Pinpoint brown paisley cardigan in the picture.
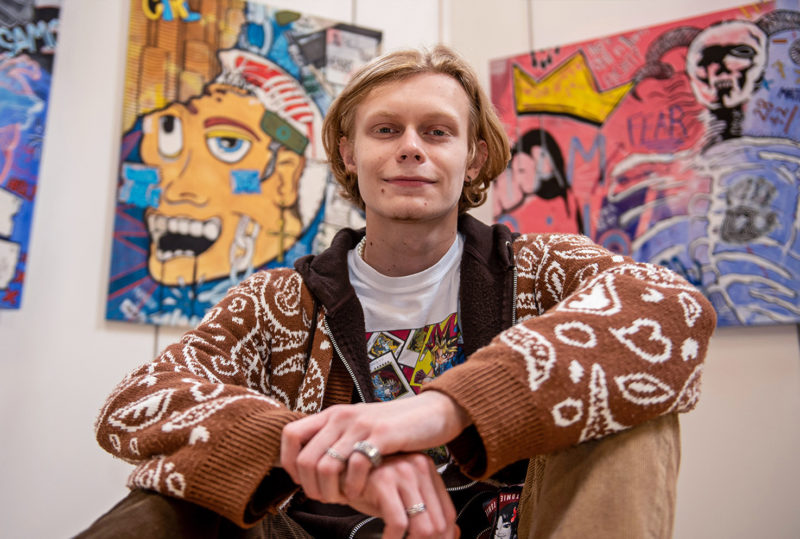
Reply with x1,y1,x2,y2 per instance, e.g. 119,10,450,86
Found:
95,215,716,527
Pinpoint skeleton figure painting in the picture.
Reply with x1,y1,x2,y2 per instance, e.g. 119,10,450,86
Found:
106,2,380,325
491,1,800,326
0,0,60,309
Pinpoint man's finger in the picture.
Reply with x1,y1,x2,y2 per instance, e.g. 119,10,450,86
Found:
280,412,329,481
343,442,377,499
399,455,453,538
376,478,410,539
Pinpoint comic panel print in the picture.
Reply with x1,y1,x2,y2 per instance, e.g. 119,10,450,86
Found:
365,313,466,400
491,1,800,326
0,1,60,309
106,1,381,325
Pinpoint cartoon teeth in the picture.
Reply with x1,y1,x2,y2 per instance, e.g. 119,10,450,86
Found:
147,214,221,261
714,79,734,91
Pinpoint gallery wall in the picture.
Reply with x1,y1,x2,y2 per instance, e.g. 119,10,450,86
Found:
0,0,797,537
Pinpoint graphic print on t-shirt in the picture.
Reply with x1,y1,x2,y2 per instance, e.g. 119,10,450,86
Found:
478,487,522,539
367,312,465,402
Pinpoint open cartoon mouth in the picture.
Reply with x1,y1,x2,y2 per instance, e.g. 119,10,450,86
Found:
147,214,221,261
713,79,734,94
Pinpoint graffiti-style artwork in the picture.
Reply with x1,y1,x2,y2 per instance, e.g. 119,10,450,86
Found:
491,1,800,326
107,2,381,325
0,1,60,309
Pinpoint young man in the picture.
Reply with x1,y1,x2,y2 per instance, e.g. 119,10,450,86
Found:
84,46,715,538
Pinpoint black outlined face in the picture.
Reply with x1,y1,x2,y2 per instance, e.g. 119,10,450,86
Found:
686,21,767,110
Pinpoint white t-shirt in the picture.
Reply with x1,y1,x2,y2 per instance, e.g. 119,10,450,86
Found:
347,234,465,406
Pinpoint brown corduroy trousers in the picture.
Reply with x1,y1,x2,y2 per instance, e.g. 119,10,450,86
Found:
517,413,681,539
77,414,680,538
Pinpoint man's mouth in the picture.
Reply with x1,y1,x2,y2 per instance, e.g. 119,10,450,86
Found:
147,214,221,261
385,176,434,186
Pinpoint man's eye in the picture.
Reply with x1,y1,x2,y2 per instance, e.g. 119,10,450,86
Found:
376,126,395,134
157,115,183,158
206,135,252,163
430,129,448,137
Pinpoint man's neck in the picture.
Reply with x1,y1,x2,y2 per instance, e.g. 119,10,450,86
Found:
359,216,459,277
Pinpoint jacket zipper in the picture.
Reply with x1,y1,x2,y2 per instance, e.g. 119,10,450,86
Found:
507,240,518,327
448,479,478,493
323,317,367,403
347,516,377,539
512,263,518,327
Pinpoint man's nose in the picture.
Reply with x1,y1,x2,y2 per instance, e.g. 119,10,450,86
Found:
396,131,424,163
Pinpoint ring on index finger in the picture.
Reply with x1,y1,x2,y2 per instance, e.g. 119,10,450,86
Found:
352,440,382,467
325,447,348,463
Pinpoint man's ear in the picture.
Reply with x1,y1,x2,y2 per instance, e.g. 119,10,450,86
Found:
467,140,488,180
339,136,357,174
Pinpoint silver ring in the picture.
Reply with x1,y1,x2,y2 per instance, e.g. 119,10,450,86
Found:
406,503,427,516
352,440,382,467
325,447,347,463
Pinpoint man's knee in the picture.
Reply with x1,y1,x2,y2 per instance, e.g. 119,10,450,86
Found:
518,414,681,539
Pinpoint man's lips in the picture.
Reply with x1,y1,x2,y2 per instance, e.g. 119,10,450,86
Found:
384,176,435,187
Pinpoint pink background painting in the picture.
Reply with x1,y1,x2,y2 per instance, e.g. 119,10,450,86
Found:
491,1,800,327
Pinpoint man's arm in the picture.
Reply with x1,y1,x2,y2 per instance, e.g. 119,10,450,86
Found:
95,269,318,527
280,232,714,526
424,232,716,478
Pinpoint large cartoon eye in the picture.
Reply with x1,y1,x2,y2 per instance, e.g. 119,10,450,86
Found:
206,131,252,163
729,45,756,59
157,115,183,158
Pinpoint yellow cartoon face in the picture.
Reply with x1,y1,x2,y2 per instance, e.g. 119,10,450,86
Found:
139,83,304,285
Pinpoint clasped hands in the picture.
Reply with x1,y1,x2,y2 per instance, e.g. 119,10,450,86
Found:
280,390,470,539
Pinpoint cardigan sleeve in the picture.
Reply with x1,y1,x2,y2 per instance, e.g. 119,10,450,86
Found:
424,233,717,479
94,269,328,528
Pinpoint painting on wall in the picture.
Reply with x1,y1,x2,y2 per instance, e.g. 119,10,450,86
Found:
0,0,60,309
491,1,800,327
107,1,381,326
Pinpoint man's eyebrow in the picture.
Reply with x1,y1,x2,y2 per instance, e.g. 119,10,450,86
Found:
203,117,262,141
362,110,400,122
363,110,462,126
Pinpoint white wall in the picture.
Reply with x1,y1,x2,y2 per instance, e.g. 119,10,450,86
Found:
0,1,797,537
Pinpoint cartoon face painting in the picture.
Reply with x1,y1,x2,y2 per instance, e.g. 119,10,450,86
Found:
138,83,306,285
686,20,767,110
107,6,379,325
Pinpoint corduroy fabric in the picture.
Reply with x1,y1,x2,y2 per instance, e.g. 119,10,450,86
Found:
517,413,681,539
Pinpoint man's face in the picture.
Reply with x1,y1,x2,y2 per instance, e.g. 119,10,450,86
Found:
339,73,484,228
686,21,767,110
139,84,303,285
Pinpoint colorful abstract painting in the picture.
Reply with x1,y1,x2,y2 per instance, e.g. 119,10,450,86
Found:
0,0,60,309
107,1,381,325
491,1,800,327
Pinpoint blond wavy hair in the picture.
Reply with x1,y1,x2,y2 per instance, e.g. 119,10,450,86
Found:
322,45,510,213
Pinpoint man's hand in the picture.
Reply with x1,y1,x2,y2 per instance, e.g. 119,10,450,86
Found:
280,390,470,502
347,453,460,539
